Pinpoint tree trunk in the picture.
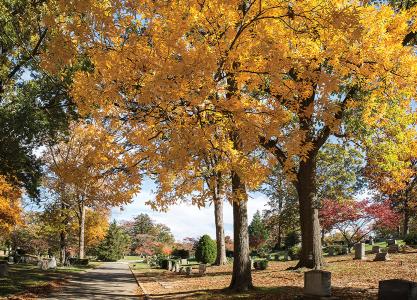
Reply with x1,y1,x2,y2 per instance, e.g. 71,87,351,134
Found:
403,199,410,237
295,158,323,269
78,203,86,259
229,170,253,291
214,198,227,265
60,230,66,264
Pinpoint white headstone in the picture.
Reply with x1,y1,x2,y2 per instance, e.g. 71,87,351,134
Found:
48,257,57,269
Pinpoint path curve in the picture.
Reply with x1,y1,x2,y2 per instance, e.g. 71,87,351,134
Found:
43,262,140,300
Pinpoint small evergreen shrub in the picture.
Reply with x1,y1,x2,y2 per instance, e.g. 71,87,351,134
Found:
288,245,301,259
195,235,217,264
404,233,417,245
254,259,268,270
284,231,300,249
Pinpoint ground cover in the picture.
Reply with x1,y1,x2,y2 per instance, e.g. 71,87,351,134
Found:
132,250,417,299
0,262,101,299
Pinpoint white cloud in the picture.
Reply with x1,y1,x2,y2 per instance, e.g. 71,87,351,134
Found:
111,188,269,241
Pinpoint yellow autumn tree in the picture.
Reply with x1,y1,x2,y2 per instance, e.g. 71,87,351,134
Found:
39,0,417,290
0,176,22,234
43,121,141,259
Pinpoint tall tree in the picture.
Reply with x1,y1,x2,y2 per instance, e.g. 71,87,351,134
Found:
248,211,269,251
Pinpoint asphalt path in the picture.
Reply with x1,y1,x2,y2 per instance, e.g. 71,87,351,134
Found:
43,262,140,300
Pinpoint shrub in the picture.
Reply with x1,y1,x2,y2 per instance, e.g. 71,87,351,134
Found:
404,233,417,245
171,249,190,259
254,259,268,270
226,250,234,258
288,245,301,259
195,235,217,264
69,258,89,266
147,254,167,268
284,231,300,249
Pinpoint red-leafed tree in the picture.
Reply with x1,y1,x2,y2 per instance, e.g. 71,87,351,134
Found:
319,199,400,250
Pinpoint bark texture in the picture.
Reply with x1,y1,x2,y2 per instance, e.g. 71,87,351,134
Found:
78,203,86,259
229,170,253,291
214,198,227,265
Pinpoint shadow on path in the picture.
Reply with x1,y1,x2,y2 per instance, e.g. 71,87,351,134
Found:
41,262,140,300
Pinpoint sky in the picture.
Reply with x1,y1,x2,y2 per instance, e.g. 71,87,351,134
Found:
111,178,270,242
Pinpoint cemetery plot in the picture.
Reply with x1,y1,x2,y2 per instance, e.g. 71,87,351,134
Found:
131,252,417,299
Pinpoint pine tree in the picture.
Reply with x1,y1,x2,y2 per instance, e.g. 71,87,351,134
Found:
248,211,269,251
97,221,130,262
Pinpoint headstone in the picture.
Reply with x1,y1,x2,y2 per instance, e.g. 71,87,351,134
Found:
186,266,192,275
39,259,49,270
373,246,381,254
167,260,172,271
328,247,335,256
369,237,374,245
0,261,8,277
304,270,332,297
180,259,188,265
274,254,280,261
387,239,397,246
48,257,57,269
8,256,14,264
354,243,366,260
374,252,390,261
198,263,207,275
249,258,254,269
388,244,400,253
179,267,185,274
284,252,291,261
378,279,417,300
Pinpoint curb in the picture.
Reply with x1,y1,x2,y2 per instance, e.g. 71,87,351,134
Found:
129,264,150,300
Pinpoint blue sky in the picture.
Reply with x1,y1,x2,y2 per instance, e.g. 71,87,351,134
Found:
111,178,269,241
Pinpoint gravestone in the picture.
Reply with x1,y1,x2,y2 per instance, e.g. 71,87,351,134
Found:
328,247,335,256
284,252,291,261
374,252,390,261
39,259,49,270
179,266,185,274
175,262,181,272
167,260,172,271
354,243,366,260
8,256,14,264
304,270,332,297
48,257,57,269
274,254,280,261
378,279,417,300
388,244,400,253
186,266,192,275
0,261,8,277
369,237,374,245
387,239,397,246
373,246,381,254
180,259,188,265
249,258,254,269
199,263,207,275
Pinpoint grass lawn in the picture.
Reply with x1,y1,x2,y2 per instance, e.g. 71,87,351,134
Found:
0,262,100,298
132,250,417,299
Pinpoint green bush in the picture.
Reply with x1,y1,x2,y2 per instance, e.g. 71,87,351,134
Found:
404,233,417,245
172,249,190,259
284,231,300,249
288,245,301,259
254,259,268,270
195,235,217,264
69,258,89,265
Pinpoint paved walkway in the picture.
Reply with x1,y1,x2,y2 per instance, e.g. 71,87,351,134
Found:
43,262,140,300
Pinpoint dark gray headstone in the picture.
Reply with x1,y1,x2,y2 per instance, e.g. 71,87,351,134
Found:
387,239,397,246
0,261,8,277
374,252,390,261
378,279,417,300
304,270,332,297
373,246,381,254
328,247,335,256
388,244,400,253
